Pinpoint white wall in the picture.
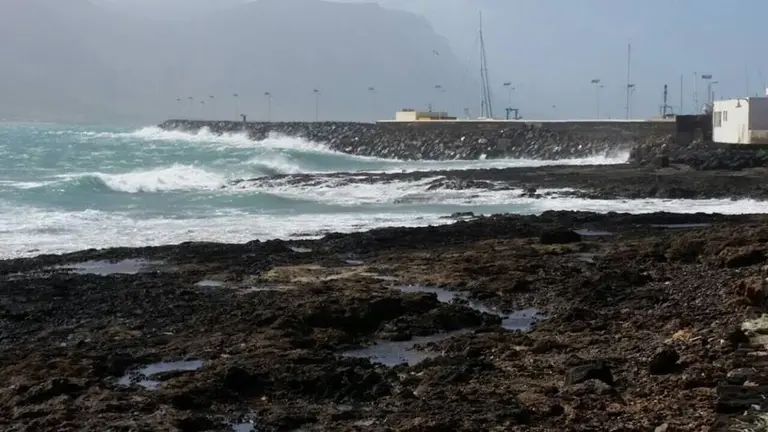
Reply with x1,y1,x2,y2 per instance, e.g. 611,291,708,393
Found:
713,99,749,144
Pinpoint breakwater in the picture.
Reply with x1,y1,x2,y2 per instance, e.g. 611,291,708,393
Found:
159,119,676,161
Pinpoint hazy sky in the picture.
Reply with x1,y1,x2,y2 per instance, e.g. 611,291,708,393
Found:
364,0,768,119
119,0,768,119
7,0,768,122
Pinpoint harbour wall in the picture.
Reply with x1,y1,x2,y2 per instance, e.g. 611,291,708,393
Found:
159,119,678,161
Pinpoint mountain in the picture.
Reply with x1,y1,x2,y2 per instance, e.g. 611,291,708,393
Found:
0,0,475,123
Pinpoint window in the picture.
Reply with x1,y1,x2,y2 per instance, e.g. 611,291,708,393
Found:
723,111,728,122
714,111,722,127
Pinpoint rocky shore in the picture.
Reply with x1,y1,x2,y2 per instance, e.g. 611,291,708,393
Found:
228,161,768,201
3,211,768,430
159,119,673,161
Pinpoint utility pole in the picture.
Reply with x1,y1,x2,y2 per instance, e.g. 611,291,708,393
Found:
625,43,631,120
368,87,376,121
313,89,320,122
679,74,684,115
264,92,272,122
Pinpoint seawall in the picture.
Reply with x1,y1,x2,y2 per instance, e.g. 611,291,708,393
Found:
159,119,677,161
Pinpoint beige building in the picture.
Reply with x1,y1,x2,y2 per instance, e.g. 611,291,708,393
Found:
393,109,457,121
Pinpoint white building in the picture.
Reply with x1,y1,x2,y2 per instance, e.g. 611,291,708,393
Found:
712,96,768,144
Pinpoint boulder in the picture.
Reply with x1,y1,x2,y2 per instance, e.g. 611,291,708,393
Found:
564,361,614,387
648,348,680,375
540,228,581,245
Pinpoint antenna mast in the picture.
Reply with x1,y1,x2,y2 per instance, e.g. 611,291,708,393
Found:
479,12,494,118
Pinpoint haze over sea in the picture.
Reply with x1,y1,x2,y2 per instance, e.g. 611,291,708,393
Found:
1,123,766,259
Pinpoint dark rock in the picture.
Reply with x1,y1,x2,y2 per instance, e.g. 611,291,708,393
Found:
719,247,766,268
726,328,751,346
540,228,581,245
725,368,755,385
21,379,83,405
716,385,768,414
564,361,614,387
222,366,265,397
175,416,218,432
648,348,680,375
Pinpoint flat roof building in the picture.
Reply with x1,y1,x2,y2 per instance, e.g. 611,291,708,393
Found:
393,109,457,122
713,96,768,145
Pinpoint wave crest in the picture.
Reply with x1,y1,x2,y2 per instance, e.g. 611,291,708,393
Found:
59,165,227,193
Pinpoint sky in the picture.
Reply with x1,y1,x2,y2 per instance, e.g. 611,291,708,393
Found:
7,0,768,122
364,0,768,119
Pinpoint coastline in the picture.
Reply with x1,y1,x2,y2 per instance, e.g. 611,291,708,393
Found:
2,211,768,430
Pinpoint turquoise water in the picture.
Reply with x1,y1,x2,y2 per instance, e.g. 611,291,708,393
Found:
0,123,762,258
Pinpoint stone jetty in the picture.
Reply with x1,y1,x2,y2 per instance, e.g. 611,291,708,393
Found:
159,119,676,161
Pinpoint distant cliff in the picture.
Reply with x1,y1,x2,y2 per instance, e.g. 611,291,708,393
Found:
160,119,675,161
0,0,472,123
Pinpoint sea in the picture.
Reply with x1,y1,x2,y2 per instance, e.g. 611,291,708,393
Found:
1,123,766,259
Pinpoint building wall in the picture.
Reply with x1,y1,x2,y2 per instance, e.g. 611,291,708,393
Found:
713,99,749,144
748,98,768,144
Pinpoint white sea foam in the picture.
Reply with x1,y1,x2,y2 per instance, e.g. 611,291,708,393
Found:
58,164,228,193
2,195,768,259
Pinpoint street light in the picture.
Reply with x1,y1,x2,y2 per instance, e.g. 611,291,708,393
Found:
313,89,320,122
209,95,215,119
434,85,445,119
233,93,240,119
368,87,376,121
590,79,603,119
503,82,514,109
701,74,713,109
264,92,272,122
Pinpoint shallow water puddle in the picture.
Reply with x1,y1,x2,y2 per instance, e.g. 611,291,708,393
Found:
118,360,203,389
231,422,255,432
395,285,540,331
343,330,470,366
574,229,612,237
572,252,598,263
289,246,313,253
344,285,541,366
55,259,162,276
651,223,711,229
196,279,226,288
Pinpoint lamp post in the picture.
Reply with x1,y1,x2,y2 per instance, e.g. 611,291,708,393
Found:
434,84,444,119
209,95,215,119
503,82,514,110
176,98,182,118
368,86,376,121
264,92,272,122
701,74,713,110
590,79,602,119
233,93,240,119
313,89,320,122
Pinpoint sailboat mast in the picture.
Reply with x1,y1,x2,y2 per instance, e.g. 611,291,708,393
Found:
479,12,494,118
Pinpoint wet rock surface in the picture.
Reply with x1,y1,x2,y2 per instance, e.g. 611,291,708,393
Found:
227,161,768,200
160,119,673,161
3,211,768,430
